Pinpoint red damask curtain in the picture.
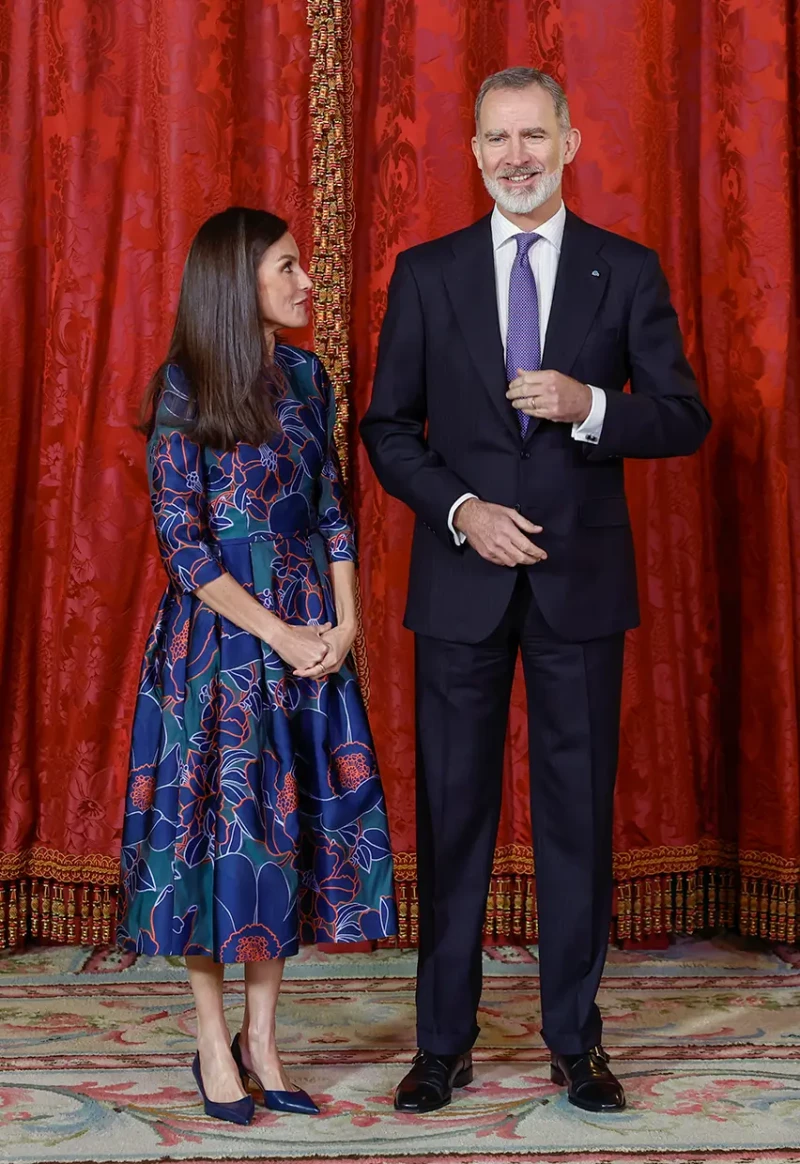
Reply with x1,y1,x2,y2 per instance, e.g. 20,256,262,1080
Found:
1,0,798,949
349,0,800,942
0,0,317,943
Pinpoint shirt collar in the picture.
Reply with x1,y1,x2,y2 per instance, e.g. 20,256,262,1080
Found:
491,201,566,253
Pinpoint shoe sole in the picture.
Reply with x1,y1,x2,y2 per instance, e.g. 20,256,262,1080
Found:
567,1095,627,1113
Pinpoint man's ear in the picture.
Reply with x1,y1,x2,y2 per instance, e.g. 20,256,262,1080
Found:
563,127,581,166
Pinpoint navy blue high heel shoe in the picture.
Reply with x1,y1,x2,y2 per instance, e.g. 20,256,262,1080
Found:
231,1033,320,1115
191,1051,255,1124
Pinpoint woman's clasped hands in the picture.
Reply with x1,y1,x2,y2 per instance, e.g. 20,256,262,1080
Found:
270,620,356,679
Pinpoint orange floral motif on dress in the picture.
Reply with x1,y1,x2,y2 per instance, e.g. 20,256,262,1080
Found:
276,771,299,818
170,622,189,664
235,935,274,960
219,923,283,962
129,774,156,812
331,744,373,791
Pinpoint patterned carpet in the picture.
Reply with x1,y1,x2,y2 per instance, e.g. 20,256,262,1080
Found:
3,936,800,1163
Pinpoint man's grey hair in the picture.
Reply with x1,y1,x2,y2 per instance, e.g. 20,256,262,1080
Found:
475,67,571,134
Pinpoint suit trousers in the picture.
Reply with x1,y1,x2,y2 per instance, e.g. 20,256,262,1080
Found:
414,570,625,1056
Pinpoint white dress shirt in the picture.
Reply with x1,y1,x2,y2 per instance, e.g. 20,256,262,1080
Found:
447,201,607,544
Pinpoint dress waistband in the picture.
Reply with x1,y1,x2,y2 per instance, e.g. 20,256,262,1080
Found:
211,528,319,547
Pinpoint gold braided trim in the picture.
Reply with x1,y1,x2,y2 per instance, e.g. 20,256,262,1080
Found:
4,843,794,890
738,850,800,881
307,0,353,470
352,574,371,708
392,844,535,881
306,0,370,706
393,841,745,883
613,841,740,879
0,847,119,884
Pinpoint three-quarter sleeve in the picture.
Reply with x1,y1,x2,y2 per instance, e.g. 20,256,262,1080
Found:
148,367,224,593
316,362,358,564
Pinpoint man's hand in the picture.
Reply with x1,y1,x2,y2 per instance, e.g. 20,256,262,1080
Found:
454,499,547,567
506,370,592,424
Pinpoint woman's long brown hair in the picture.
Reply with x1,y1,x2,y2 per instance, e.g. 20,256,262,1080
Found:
141,207,290,449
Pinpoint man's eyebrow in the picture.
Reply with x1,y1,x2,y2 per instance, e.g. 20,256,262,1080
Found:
482,126,549,136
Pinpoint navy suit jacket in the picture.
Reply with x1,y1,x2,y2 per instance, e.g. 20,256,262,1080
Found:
360,210,711,643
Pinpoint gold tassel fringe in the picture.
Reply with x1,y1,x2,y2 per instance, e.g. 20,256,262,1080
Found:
1,878,117,947
1,869,799,949
392,868,799,947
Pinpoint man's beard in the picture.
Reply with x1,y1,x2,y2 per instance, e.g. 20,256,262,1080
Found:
482,164,563,215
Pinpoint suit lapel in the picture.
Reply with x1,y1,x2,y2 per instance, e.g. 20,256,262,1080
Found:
540,210,609,379
443,215,521,441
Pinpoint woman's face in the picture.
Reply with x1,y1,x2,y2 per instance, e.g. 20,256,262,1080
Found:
257,232,313,333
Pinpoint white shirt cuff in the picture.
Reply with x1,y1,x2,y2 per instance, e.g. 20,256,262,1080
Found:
571,385,606,444
447,493,478,546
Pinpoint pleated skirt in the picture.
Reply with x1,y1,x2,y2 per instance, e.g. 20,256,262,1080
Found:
117,532,398,961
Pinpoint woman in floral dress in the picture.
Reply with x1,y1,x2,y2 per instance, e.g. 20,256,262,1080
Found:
117,207,397,1122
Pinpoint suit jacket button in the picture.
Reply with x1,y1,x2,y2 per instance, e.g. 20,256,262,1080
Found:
520,450,530,460
514,504,521,513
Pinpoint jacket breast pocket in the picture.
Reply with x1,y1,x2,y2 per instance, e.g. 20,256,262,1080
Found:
579,496,631,527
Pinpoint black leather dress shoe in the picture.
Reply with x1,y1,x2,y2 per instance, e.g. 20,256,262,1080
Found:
394,1049,474,1113
550,1045,626,1112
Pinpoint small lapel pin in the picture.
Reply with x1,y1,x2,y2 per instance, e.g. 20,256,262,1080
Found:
591,269,600,277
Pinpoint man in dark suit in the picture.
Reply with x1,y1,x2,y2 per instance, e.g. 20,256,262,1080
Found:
360,67,710,1115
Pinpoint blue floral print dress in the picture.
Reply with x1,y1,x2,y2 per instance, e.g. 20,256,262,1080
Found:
117,345,397,961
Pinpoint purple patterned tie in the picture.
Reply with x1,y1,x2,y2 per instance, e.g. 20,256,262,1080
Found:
506,232,541,436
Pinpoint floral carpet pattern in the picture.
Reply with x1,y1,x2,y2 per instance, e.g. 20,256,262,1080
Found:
3,937,800,1162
